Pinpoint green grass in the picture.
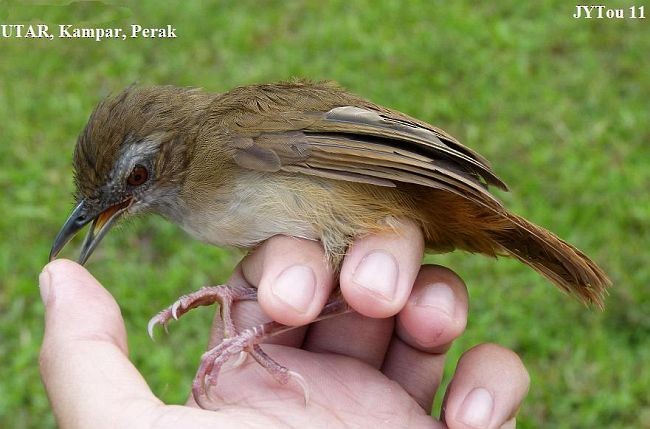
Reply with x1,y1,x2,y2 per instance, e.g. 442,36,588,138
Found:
1,1,648,427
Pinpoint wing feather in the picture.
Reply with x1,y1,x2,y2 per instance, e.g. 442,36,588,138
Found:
228,105,508,206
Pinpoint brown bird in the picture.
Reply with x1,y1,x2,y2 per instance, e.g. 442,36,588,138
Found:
50,80,610,406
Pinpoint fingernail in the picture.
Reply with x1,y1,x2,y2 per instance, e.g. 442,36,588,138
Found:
457,387,494,428
352,250,398,301
412,282,455,317
272,265,316,314
39,268,51,305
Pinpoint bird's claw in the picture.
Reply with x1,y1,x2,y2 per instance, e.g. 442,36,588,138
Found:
171,300,182,320
147,310,171,339
287,370,310,406
231,351,248,368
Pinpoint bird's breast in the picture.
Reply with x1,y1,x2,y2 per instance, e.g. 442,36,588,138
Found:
178,169,419,260
179,171,322,249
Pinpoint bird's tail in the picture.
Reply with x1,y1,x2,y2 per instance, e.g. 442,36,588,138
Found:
489,212,611,307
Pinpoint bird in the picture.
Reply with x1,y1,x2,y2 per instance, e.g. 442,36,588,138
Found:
49,80,610,407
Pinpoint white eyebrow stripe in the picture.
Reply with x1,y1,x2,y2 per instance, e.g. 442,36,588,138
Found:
118,136,161,163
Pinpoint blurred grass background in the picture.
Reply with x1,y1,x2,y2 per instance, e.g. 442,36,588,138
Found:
1,1,648,427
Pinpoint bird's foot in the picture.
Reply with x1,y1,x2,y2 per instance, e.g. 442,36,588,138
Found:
192,295,351,407
147,284,257,339
149,287,351,408
192,320,310,408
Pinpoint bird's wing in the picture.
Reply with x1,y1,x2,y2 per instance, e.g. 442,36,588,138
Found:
228,104,508,205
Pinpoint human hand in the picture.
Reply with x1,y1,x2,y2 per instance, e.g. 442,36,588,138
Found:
40,222,529,428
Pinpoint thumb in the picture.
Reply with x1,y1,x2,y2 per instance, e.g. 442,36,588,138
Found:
39,259,161,429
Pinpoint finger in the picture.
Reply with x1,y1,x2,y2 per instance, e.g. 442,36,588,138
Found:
39,259,161,429
382,265,469,411
302,311,394,368
301,222,425,367
242,235,336,327
339,218,424,318
396,265,468,353
442,344,530,429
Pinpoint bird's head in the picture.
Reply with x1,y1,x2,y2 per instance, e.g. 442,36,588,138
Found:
50,85,211,264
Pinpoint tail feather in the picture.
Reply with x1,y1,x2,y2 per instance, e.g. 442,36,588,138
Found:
404,188,609,307
492,213,610,307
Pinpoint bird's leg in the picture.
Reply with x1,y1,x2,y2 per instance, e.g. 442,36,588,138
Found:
192,295,352,407
147,284,258,339
148,285,351,407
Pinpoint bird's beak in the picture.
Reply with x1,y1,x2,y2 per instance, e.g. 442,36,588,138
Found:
49,198,132,265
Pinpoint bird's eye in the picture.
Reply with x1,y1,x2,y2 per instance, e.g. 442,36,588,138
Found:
127,164,149,186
